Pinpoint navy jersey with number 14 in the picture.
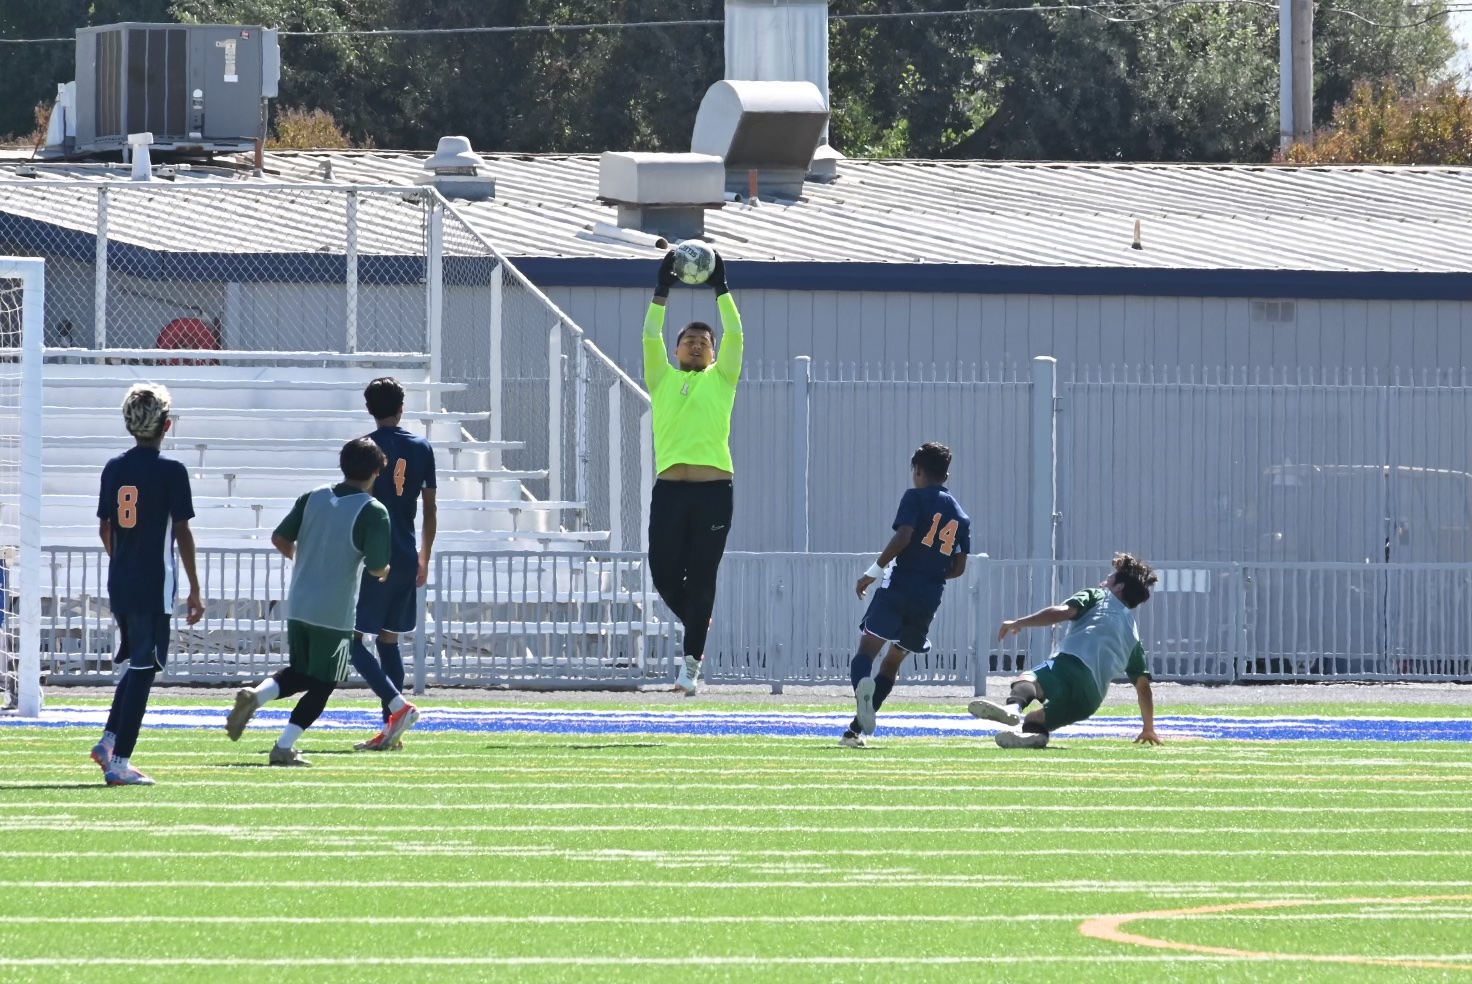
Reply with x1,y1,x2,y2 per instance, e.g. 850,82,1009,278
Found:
884,485,971,610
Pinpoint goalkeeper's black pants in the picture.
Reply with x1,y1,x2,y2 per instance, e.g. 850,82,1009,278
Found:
647,479,733,659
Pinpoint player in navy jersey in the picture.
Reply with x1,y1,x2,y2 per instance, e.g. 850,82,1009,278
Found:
89,384,204,785
842,442,971,747
349,377,435,750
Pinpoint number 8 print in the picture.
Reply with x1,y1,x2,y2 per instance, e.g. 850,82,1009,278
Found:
117,486,139,529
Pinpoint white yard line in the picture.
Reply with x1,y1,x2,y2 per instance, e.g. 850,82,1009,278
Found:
2,801,1469,814
0,955,1317,967
6,847,1471,860
9,879,1472,890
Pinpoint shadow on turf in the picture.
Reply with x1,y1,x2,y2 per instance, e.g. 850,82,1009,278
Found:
4,782,115,790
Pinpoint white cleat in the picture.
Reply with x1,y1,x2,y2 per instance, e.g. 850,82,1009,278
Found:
994,729,1049,749
968,699,1022,728
674,655,702,696
854,677,877,735
839,733,868,749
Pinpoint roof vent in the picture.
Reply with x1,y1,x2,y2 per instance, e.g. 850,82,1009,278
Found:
691,80,828,199
598,151,725,240
807,143,842,183
127,132,154,181
414,135,496,201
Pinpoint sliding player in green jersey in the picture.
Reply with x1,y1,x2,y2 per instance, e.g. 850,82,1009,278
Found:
971,553,1162,748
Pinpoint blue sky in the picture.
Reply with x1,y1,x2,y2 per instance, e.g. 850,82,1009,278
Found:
1452,9,1472,76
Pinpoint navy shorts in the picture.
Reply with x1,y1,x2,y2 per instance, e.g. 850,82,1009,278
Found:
113,611,171,671
859,587,937,654
356,569,420,636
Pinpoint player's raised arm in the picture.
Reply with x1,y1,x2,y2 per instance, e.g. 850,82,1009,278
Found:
643,250,678,389
709,253,743,386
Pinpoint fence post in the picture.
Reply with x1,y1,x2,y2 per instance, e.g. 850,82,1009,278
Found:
1231,564,1248,682
488,268,503,443
18,261,44,716
1030,356,1058,670
790,356,811,551
345,189,358,354
94,188,108,350
608,381,622,550
425,199,444,408
575,341,589,514
548,323,563,502
971,555,989,696
413,583,428,694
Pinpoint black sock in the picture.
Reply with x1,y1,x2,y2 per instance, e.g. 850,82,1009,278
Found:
872,674,896,712
1008,680,1038,708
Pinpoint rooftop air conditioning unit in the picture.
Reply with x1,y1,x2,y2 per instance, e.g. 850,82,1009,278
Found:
72,22,280,155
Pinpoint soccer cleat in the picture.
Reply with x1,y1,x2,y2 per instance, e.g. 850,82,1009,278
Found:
854,677,877,735
354,731,387,751
104,766,155,786
380,702,420,749
268,745,311,767
968,699,1022,728
90,741,113,774
838,732,868,749
994,729,1049,750
674,655,702,696
225,688,258,742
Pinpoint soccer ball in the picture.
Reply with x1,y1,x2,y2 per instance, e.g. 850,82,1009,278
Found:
673,241,716,285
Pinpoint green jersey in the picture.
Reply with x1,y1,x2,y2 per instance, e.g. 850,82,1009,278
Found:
1057,587,1150,700
274,483,391,632
642,293,743,473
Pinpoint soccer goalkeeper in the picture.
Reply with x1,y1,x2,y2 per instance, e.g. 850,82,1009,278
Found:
643,248,742,696
970,553,1162,748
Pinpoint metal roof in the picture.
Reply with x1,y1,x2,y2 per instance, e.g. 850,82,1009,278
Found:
2,149,1472,294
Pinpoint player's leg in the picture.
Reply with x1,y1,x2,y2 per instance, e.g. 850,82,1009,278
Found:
968,672,1042,728
843,630,889,745
994,656,1099,749
646,480,691,626
351,572,419,751
270,624,352,766
92,619,133,773
673,481,733,694
104,612,169,786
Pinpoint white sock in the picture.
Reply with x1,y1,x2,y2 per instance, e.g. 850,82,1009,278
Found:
101,731,117,748
252,678,281,708
387,695,407,714
276,724,304,749
111,756,130,772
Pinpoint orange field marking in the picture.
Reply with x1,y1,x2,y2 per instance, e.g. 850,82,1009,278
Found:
1079,895,1472,971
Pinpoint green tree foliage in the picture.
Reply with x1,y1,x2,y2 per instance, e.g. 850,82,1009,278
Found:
1284,79,1472,163
0,0,1460,161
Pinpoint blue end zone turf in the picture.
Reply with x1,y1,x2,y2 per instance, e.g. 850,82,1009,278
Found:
4,706,1471,742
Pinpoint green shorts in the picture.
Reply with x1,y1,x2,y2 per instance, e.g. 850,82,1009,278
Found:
1029,653,1104,732
287,620,355,684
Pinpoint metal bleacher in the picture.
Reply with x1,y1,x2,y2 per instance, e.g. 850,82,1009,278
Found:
36,360,675,687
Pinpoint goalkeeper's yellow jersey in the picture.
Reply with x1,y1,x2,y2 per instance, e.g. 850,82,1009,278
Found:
642,293,743,474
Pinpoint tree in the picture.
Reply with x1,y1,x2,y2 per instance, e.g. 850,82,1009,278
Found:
1283,79,1472,164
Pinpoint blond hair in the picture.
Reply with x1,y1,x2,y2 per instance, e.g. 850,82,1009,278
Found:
121,383,172,440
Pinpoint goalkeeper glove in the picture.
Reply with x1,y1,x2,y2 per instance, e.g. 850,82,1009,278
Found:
707,251,730,296
654,250,678,299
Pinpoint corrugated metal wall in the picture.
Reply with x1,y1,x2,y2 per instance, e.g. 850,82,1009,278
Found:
543,286,1472,375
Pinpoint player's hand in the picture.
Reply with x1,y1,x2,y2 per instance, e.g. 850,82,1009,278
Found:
417,556,429,588
707,250,729,295
997,620,1021,642
856,574,875,599
654,250,678,298
185,590,204,626
1134,727,1163,746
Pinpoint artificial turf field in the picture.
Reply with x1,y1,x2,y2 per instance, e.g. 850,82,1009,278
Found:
3,700,1472,983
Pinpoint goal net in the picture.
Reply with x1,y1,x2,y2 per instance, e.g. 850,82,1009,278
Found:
0,259,42,715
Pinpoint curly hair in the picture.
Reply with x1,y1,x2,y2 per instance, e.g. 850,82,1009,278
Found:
911,441,952,482
121,383,172,440
1112,552,1158,609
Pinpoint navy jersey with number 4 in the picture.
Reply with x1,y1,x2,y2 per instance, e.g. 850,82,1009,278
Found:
884,485,971,610
367,425,437,570
96,447,195,615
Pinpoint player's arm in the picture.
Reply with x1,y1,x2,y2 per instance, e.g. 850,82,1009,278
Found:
945,552,968,579
361,501,392,581
270,493,308,561
710,255,743,385
418,487,437,588
170,465,203,624
173,520,205,625
855,525,913,599
98,519,112,556
997,601,1081,640
1128,644,1161,745
644,251,678,389
97,468,113,556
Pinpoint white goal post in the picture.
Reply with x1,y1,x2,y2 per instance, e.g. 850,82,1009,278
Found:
0,257,44,717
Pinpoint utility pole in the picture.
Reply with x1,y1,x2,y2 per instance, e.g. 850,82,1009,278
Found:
1280,0,1314,152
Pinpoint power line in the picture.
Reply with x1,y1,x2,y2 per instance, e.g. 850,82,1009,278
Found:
0,2,1459,43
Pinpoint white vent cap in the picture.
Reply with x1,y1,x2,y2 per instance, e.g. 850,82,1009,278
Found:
424,135,486,174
